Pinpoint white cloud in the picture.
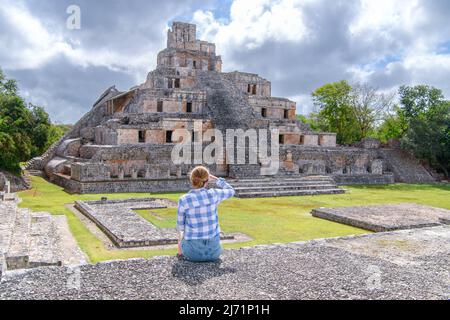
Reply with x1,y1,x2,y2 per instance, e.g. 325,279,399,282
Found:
192,0,450,115
0,0,153,81
1,0,450,122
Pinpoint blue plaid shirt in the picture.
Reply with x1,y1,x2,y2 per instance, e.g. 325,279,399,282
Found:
177,178,235,240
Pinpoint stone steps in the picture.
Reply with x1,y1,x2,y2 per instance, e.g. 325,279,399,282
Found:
1,203,72,271
237,188,346,198
229,175,345,198
380,149,435,183
231,178,335,187
0,202,17,255
234,184,339,192
28,213,62,268
5,209,32,269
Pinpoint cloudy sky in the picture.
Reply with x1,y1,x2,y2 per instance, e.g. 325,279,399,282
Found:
1,0,449,123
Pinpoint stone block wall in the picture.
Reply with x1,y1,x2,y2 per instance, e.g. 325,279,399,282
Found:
71,163,110,182
318,134,336,147
223,71,271,97
248,96,296,120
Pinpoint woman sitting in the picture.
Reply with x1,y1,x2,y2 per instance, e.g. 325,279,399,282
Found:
177,166,235,262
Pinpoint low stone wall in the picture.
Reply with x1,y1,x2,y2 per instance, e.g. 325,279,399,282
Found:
0,171,29,193
333,174,395,185
74,198,234,247
53,174,191,194
311,203,450,232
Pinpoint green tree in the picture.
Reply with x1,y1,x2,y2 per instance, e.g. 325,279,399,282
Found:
0,68,66,173
312,80,360,144
350,82,394,140
399,85,450,177
374,109,406,143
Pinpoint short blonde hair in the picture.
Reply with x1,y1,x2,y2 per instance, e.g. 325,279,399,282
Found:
190,166,210,189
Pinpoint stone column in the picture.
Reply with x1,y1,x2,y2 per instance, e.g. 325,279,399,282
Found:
118,165,124,180
371,160,383,175
176,166,182,178
131,166,138,179
5,180,10,194
145,165,151,179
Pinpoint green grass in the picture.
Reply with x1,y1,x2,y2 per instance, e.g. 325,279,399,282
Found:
18,176,450,263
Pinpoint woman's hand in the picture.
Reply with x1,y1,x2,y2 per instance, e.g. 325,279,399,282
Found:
209,174,218,182
177,240,182,255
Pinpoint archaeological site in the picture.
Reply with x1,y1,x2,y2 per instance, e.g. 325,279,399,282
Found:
25,22,435,197
1,21,448,302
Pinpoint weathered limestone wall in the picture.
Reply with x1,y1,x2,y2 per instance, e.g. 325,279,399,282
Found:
280,146,384,176
333,174,395,185
303,134,319,146
224,72,271,97
318,134,336,147
125,89,206,114
248,96,296,120
54,173,191,194
117,129,139,144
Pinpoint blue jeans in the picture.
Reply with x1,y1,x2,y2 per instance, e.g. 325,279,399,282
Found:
181,234,222,262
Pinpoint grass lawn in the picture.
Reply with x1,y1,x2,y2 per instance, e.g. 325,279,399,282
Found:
18,176,450,263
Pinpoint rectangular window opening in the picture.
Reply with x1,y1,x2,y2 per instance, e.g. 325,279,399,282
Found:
284,109,289,119
166,130,173,143
157,101,163,112
186,102,192,113
174,78,180,89
138,130,146,143
261,108,267,118
279,134,285,145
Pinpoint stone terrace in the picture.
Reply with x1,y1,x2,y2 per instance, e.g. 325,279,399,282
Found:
0,199,86,275
312,203,450,232
74,198,234,248
0,226,448,300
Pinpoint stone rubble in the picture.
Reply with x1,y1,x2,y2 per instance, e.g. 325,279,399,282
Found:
0,226,448,300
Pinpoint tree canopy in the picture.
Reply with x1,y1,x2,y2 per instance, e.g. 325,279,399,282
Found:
0,68,69,174
306,81,450,177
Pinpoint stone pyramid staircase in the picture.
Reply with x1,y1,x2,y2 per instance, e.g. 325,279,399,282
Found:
379,149,435,183
0,200,86,275
195,70,260,129
229,175,345,198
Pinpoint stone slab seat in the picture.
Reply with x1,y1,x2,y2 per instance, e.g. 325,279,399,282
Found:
6,208,31,270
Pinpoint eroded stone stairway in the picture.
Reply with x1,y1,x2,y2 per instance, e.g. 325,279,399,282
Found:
0,199,86,277
229,175,345,198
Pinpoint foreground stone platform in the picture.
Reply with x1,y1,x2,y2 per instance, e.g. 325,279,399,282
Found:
0,198,86,274
1,226,448,300
311,203,450,232
74,198,234,247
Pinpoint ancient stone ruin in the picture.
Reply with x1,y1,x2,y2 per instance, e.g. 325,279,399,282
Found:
26,21,435,195
312,203,450,232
